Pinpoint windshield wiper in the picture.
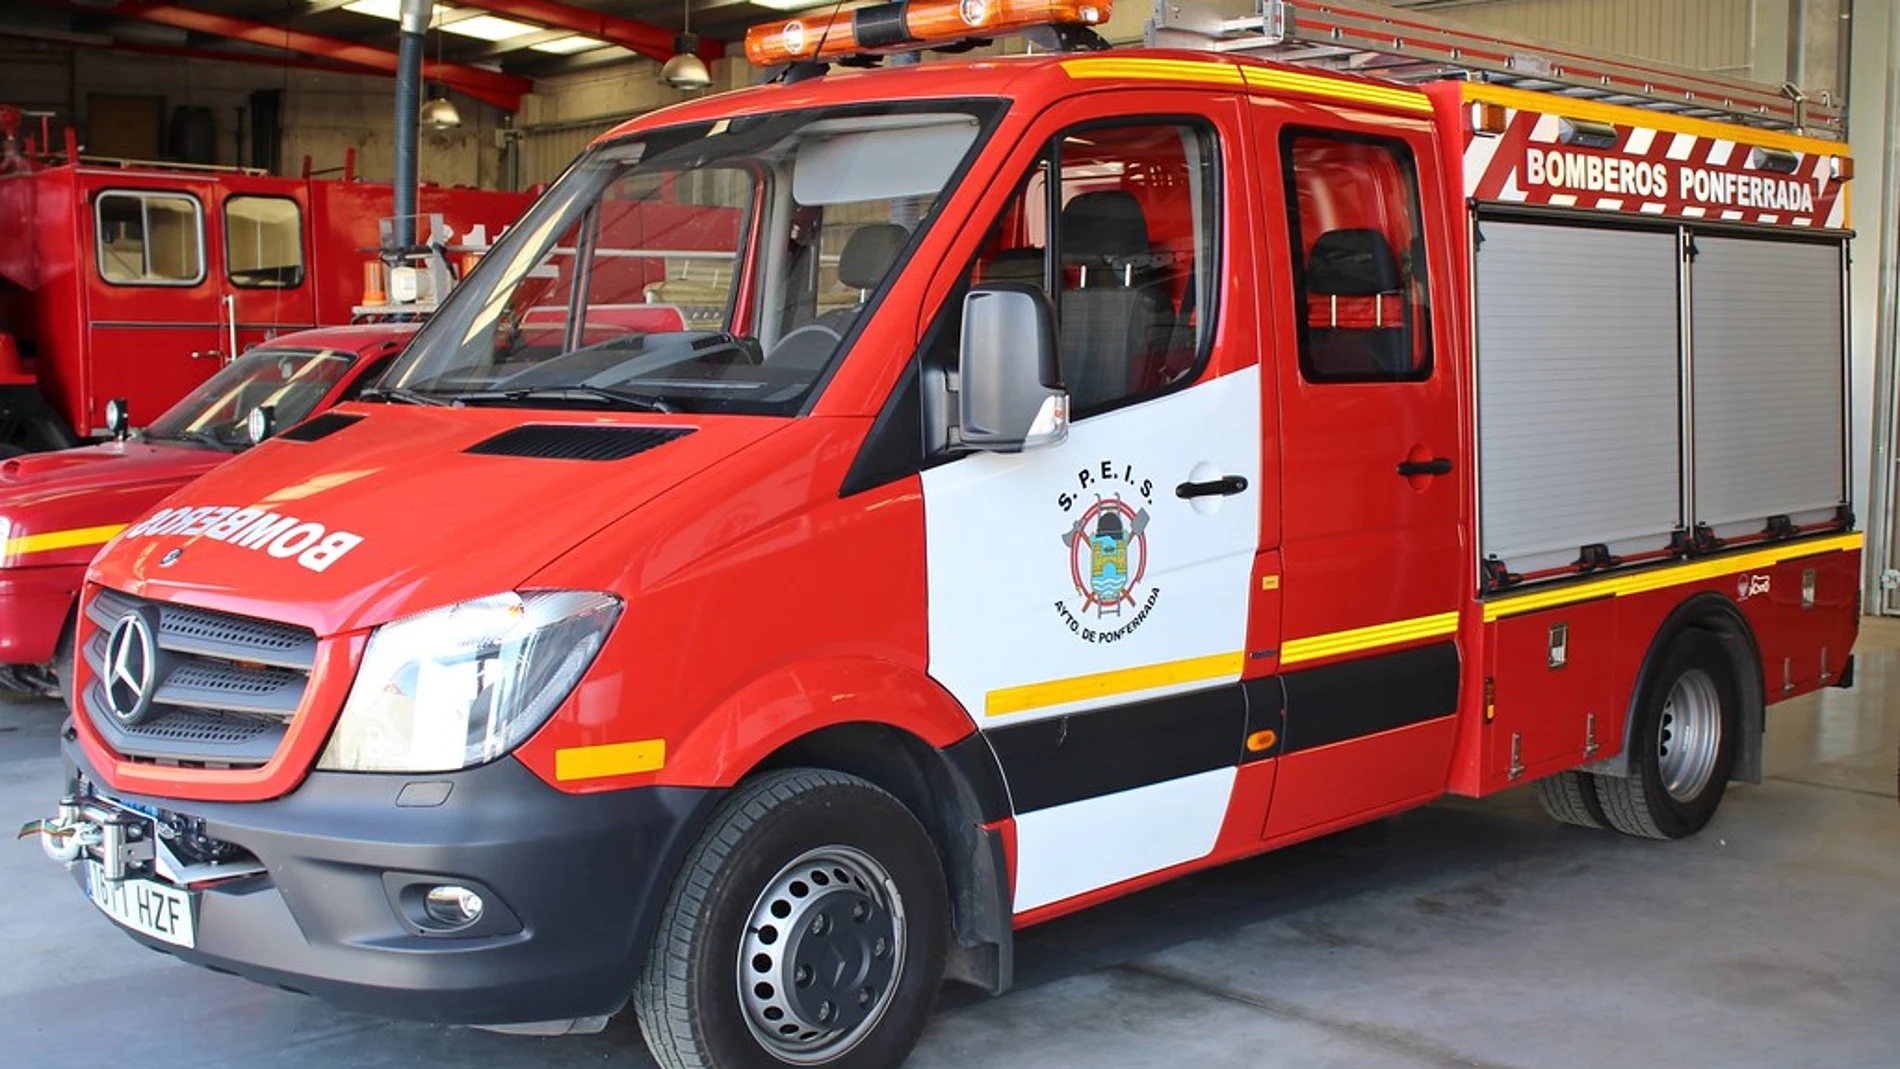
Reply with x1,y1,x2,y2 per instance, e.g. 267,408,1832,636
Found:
448,386,678,414
151,428,236,451
358,386,451,407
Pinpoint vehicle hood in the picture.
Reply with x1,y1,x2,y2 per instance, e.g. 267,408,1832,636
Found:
0,442,226,568
0,440,225,502
87,404,789,636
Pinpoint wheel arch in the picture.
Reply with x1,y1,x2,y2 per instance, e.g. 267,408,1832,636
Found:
749,720,1015,996
1591,591,1765,783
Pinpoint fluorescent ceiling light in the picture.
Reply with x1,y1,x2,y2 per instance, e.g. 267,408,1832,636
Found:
530,35,610,54
749,0,840,10
438,14,541,41
338,0,404,19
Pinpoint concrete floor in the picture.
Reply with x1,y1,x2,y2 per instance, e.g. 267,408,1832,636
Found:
4,626,1898,1069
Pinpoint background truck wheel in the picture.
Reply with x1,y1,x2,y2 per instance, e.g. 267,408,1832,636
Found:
1596,630,1739,840
634,768,948,1069
1532,770,1608,828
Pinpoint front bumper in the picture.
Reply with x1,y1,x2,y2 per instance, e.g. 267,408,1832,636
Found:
61,736,721,1025
0,564,80,664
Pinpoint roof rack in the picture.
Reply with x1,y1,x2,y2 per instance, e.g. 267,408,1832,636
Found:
1146,0,1842,137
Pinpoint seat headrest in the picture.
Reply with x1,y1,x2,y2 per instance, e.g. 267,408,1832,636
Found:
837,223,910,290
981,247,1046,287
1305,229,1402,297
1060,190,1150,260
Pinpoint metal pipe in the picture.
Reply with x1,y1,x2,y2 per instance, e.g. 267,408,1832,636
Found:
1863,0,1900,610
394,0,430,252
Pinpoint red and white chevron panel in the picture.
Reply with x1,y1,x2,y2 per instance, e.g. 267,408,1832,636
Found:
1464,107,1846,230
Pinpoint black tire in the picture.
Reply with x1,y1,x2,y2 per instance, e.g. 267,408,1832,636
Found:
1532,770,1608,829
1596,630,1739,840
634,769,948,1069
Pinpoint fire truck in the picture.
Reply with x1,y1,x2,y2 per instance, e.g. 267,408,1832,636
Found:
0,105,527,453
30,3,1860,1068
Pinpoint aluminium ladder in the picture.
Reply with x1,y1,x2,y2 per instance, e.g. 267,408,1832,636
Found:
1146,0,1842,137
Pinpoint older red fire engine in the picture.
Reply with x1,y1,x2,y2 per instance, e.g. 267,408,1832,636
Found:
33,3,1861,1068
0,105,527,453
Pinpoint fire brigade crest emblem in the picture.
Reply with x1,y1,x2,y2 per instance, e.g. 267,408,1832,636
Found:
1062,497,1150,617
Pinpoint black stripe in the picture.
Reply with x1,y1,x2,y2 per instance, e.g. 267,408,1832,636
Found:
987,685,1247,814
1279,641,1460,754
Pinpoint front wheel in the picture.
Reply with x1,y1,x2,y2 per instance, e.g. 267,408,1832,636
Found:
1596,630,1739,840
634,769,948,1069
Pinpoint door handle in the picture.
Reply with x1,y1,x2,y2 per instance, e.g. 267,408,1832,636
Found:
1397,457,1453,477
1176,474,1249,499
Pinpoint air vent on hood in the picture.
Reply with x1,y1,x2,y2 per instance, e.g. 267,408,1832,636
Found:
465,424,692,461
279,412,363,442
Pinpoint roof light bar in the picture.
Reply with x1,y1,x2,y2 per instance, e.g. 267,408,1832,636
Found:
745,0,1110,66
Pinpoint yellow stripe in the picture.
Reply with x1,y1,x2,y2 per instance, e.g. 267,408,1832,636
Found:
1059,58,1431,115
1461,82,1847,158
1061,57,1245,86
1483,533,1864,622
554,739,666,781
1279,611,1461,667
3,523,127,558
1241,67,1432,113
985,650,1244,718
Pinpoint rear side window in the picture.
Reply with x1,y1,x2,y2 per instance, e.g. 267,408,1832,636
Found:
96,191,204,285
225,196,305,288
1283,131,1432,382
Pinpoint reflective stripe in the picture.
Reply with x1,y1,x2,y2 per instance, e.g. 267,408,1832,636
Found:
1279,611,1461,666
554,739,666,781
1059,57,1431,114
1482,533,1864,622
4,523,127,558
984,650,1245,718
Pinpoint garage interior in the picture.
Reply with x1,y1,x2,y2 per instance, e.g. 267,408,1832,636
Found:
1,1,1897,1067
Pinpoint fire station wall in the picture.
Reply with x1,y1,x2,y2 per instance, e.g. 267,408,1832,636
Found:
0,45,504,188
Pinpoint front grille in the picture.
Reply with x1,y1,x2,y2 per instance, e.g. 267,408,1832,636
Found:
82,588,317,768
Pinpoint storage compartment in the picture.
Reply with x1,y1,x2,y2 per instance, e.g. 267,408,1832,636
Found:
1689,236,1847,538
1484,603,1615,790
1475,221,1683,575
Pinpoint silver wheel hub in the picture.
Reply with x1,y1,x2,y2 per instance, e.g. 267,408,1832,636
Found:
738,846,905,1064
1657,668,1723,803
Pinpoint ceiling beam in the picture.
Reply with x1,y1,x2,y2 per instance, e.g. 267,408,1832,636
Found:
447,0,719,64
100,1,532,110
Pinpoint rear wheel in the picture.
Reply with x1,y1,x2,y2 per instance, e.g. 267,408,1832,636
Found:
635,769,948,1069
1596,630,1738,840
1532,770,1608,829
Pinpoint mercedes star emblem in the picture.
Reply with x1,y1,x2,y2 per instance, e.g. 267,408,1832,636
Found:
160,548,183,567
102,612,158,725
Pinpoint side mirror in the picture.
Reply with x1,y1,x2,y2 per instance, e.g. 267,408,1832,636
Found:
105,398,129,440
958,283,1068,453
246,404,276,446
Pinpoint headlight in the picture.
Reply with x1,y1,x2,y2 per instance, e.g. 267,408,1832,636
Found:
317,590,621,773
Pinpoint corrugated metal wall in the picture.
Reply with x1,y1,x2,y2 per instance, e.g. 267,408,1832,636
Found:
520,119,623,187
1420,0,1753,73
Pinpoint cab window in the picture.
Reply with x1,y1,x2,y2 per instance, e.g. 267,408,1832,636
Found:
225,196,305,289
1283,130,1433,382
959,120,1218,416
96,191,204,285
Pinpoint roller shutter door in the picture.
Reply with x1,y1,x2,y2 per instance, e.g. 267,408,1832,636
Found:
1475,220,1683,574
1689,236,1847,534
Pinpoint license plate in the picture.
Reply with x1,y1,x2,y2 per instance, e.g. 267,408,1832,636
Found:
85,860,195,949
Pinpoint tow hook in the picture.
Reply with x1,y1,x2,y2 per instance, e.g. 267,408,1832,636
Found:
19,800,90,863
18,800,154,876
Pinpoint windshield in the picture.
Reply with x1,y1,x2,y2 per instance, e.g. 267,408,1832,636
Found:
147,348,354,449
379,102,997,416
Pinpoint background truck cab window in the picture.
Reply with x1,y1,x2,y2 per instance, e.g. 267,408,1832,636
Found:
961,121,1216,416
225,196,305,289
1284,132,1433,382
95,191,203,285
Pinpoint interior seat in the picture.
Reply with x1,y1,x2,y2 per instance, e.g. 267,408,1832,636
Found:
1303,227,1410,376
767,222,910,371
1057,190,1175,410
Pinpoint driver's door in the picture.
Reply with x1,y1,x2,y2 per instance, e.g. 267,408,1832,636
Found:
919,99,1265,915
